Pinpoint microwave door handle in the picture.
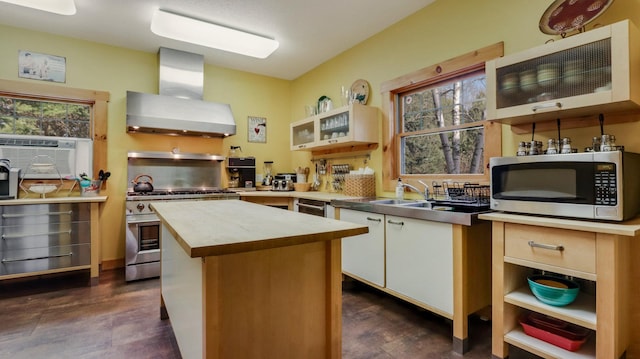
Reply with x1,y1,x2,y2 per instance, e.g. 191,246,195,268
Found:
528,240,564,252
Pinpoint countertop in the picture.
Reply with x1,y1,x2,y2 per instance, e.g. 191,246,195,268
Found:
151,200,369,258
0,196,108,205
236,190,358,202
478,212,640,237
332,197,489,226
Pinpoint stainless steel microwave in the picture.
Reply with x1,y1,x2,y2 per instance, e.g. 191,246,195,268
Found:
490,151,640,221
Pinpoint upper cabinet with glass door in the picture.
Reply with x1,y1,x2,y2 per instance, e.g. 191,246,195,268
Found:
290,103,378,151
486,20,640,125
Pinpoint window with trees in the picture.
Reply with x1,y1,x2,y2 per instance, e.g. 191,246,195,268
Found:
380,43,504,192
0,79,109,177
0,96,91,138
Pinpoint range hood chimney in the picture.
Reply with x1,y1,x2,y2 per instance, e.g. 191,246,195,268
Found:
126,47,236,137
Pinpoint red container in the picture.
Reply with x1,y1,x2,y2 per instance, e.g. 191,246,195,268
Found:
520,313,590,351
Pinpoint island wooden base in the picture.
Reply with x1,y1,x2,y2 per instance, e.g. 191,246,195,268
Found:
161,225,343,359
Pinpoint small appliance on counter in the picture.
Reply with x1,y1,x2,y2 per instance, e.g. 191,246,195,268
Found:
272,173,296,191
227,157,256,189
0,159,19,200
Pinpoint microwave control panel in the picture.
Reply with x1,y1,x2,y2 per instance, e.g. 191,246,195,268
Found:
594,163,617,206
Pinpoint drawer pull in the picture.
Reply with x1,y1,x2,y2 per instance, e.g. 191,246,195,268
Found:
531,102,562,113
528,240,564,252
366,217,382,222
2,210,73,219
2,252,73,263
387,219,404,226
2,229,72,240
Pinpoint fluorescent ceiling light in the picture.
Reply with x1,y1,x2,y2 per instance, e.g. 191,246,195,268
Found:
0,0,76,15
151,9,279,59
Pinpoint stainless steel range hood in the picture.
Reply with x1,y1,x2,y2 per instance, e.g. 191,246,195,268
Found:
126,48,236,137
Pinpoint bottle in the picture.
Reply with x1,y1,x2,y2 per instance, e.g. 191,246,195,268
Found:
395,178,404,200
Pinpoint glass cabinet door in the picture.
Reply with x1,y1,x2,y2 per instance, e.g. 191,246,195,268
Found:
319,110,350,143
495,38,611,110
290,118,316,149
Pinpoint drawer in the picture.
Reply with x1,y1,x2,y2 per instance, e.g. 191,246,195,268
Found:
0,203,90,226
504,223,596,274
0,243,90,276
1,221,91,251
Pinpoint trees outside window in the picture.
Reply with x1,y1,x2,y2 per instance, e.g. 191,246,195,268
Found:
380,43,504,192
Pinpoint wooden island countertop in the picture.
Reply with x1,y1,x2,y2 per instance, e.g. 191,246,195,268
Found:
152,199,368,359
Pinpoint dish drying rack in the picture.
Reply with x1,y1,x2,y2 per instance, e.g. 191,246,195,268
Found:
19,155,65,198
429,182,490,210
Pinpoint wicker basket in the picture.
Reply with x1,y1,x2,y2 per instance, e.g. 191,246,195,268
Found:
344,174,375,197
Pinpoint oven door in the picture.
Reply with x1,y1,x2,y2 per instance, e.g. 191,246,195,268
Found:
297,198,326,217
125,213,161,280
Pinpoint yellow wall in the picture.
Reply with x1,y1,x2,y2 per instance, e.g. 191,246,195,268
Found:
0,25,292,263
1,0,640,263
290,0,640,196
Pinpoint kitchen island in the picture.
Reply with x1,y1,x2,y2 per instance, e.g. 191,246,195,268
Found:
151,200,368,359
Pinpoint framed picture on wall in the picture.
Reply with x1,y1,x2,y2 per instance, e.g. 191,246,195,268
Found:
18,50,66,83
248,116,267,143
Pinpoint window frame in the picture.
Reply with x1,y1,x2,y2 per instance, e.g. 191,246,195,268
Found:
0,79,109,179
380,42,504,192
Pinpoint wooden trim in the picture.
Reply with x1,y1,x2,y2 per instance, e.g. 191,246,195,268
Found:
100,258,124,271
380,43,504,192
327,239,342,359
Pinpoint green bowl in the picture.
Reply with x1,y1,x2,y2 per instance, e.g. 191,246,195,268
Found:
527,275,579,306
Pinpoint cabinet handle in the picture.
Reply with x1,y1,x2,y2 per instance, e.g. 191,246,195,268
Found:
528,240,564,252
297,145,306,149
531,102,562,113
328,140,338,144
387,219,404,226
2,252,73,263
2,210,73,219
2,229,72,240
366,217,381,222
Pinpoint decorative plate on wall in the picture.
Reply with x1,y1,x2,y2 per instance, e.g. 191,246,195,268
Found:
350,79,370,105
539,0,614,36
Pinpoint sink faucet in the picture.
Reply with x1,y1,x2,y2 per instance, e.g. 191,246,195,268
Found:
401,180,431,201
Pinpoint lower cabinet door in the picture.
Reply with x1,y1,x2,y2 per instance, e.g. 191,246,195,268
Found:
385,215,453,315
340,209,385,287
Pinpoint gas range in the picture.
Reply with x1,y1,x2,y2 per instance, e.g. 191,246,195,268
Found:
125,188,240,215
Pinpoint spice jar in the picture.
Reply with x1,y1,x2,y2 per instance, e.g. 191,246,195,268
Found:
601,134,616,151
546,138,558,154
560,137,572,154
517,141,527,156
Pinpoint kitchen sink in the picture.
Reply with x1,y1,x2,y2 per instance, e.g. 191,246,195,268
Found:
397,201,434,208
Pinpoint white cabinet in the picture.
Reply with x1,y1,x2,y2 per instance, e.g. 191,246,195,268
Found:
486,20,640,125
290,103,378,151
340,208,385,287
385,215,453,316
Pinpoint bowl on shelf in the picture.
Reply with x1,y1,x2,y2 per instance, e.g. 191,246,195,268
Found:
294,182,310,192
527,274,580,306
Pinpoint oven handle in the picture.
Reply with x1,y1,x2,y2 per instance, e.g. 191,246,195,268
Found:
297,203,325,211
126,218,161,225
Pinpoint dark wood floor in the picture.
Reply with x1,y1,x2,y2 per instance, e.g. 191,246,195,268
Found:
0,269,539,358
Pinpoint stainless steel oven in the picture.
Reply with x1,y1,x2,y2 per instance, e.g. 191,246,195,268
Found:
125,151,239,281
297,198,326,217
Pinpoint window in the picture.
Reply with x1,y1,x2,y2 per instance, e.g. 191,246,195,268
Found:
380,43,503,192
0,96,91,137
399,71,486,175
0,79,110,176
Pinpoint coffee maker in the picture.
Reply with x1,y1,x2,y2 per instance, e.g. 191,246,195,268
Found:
0,159,20,199
227,157,256,189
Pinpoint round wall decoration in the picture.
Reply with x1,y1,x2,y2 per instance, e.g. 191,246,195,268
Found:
350,79,370,105
539,0,614,36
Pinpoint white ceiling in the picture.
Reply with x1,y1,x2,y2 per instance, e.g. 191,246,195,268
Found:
0,0,436,80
